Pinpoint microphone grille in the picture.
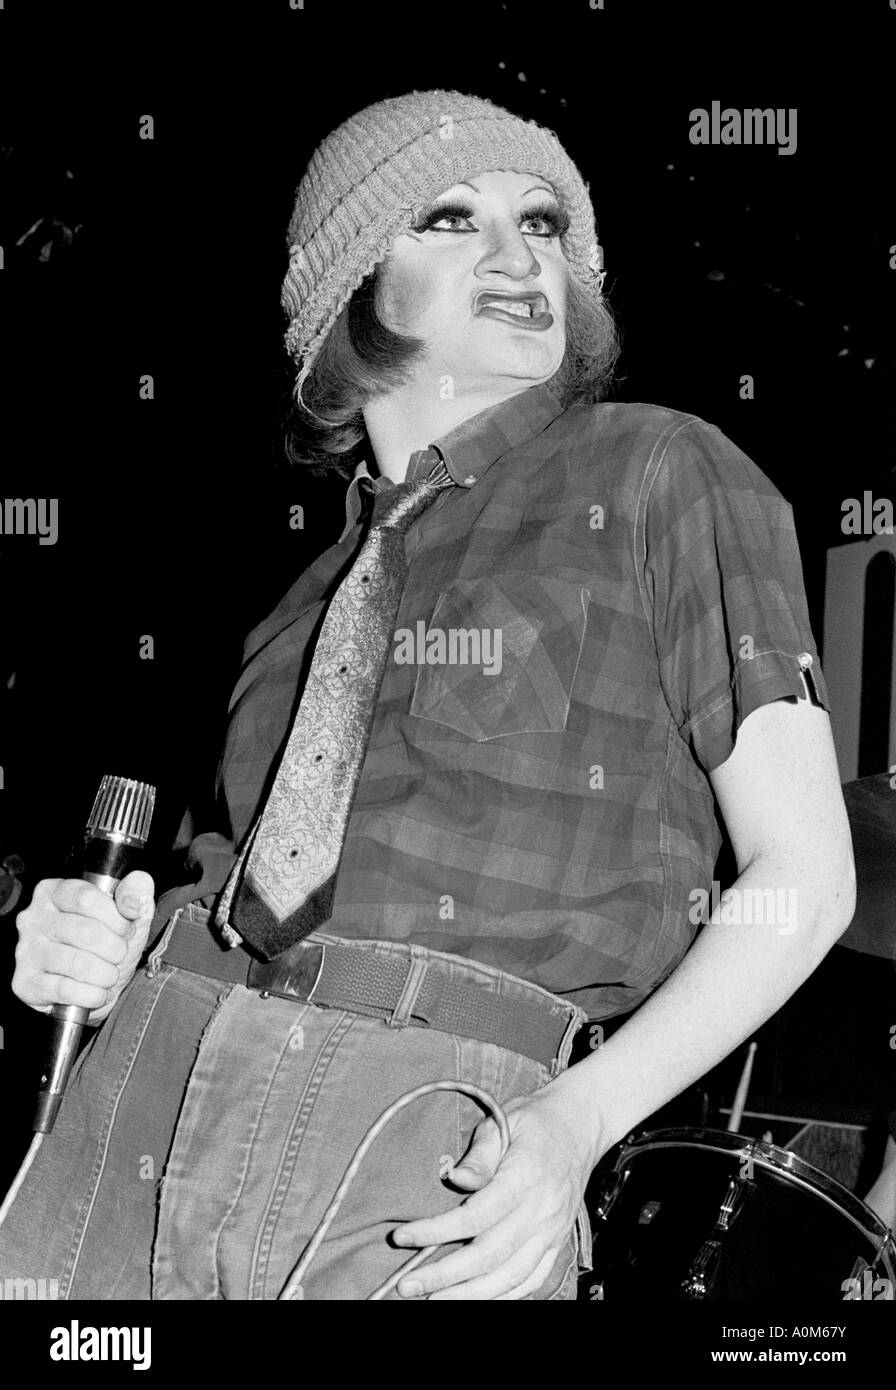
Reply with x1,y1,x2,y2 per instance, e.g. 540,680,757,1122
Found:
86,775,156,845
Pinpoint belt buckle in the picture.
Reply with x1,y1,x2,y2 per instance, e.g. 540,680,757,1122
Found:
246,941,325,1003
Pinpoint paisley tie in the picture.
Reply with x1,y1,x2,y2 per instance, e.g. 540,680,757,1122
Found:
217,451,455,959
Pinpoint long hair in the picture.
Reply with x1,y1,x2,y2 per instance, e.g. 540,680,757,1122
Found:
283,266,621,478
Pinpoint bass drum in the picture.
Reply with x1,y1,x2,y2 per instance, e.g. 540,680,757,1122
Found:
587,1127,896,1301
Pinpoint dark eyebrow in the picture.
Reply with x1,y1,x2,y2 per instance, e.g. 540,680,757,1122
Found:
451,180,558,199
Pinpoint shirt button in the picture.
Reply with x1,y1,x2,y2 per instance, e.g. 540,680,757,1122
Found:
464,474,476,486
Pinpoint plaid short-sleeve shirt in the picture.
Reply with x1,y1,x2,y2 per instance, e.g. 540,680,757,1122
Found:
158,384,828,1019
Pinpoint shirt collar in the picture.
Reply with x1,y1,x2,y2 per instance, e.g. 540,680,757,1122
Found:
339,382,564,542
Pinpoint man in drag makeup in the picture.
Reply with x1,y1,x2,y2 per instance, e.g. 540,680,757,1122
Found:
4,90,855,1300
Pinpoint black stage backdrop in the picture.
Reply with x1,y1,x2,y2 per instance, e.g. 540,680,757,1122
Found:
0,0,893,1336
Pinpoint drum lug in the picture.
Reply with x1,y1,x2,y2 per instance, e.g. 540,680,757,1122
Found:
680,1238,723,1300
680,1176,755,1298
718,1176,752,1231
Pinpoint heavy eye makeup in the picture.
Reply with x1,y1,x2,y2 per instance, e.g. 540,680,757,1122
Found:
409,199,571,239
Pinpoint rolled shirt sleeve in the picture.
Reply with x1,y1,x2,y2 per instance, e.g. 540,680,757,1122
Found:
645,418,830,776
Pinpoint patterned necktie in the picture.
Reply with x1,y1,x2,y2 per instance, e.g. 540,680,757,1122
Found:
216,451,455,960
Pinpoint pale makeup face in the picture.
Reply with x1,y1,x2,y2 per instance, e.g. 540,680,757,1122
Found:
375,169,569,393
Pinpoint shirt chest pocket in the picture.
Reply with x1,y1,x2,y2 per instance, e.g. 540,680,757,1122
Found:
407,574,591,742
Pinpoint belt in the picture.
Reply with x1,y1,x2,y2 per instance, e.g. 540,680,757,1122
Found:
153,907,580,1072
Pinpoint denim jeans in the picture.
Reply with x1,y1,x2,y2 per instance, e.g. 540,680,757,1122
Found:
0,906,591,1300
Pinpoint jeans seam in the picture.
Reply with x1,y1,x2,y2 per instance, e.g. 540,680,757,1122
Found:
250,1010,357,1300
150,981,234,1300
63,967,175,1298
198,989,262,1301
451,1032,463,1160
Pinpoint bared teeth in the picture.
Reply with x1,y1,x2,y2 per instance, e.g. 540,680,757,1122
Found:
479,297,539,316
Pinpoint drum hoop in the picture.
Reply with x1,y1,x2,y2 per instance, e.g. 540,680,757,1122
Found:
613,1127,896,1272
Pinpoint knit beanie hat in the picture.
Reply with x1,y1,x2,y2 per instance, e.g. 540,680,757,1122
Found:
282,89,606,375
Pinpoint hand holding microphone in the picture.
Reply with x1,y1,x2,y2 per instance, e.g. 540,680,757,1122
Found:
11,775,156,1132
0,777,156,1231
13,870,156,1025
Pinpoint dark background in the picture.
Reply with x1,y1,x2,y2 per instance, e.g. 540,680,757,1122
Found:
0,1,893,1195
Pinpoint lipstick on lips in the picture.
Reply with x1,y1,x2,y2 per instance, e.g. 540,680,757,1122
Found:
474,289,554,332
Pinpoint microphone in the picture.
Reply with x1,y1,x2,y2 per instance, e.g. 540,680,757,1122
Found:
32,775,156,1134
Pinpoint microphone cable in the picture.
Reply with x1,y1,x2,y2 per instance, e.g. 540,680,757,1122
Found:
0,1133,44,1229
277,1079,512,1301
